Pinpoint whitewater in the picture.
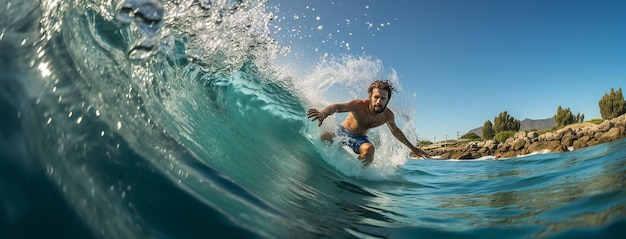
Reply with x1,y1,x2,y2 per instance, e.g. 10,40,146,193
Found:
1,0,625,238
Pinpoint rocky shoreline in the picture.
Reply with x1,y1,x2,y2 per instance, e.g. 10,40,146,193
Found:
421,114,626,160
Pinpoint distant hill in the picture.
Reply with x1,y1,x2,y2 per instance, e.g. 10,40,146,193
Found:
467,117,556,137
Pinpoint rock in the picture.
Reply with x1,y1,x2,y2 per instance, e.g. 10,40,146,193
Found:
594,131,603,139
440,151,453,159
573,135,591,150
587,138,600,147
484,140,497,150
528,140,566,153
505,137,515,145
527,141,542,152
497,143,511,153
514,131,527,140
561,134,578,147
498,150,519,159
511,138,526,151
452,151,474,160
597,127,623,143
548,140,568,152
478,147,490,155
598,120,614,132
615,114,626,125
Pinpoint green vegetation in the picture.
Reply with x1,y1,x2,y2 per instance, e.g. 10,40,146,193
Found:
588,118,604,124
535,128,554,135
599,87,626,120
494,131,516,142
482,120,495,140
554,106,584,127
418,140,433,147
493,111,520,133
461,132,481,141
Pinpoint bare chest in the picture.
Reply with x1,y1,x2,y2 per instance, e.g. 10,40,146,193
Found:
347,111,387,130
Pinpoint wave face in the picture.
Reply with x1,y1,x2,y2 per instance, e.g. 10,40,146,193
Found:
1,0,625,238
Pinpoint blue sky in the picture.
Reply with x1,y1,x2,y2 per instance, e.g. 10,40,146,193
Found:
266,0,626,142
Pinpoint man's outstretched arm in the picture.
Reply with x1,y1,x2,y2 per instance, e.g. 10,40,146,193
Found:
307,100,358,127
386,119,431,158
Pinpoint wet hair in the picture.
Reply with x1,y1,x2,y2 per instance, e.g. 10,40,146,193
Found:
368,80,396,99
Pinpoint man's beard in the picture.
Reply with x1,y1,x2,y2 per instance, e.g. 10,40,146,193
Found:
372,103,387,113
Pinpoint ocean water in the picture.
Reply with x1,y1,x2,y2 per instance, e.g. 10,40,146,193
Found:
1,1,625,239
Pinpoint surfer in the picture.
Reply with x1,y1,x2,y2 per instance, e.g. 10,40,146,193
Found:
307,80,430,167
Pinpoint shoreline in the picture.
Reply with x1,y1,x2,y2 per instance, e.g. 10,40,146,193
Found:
415,114,626,160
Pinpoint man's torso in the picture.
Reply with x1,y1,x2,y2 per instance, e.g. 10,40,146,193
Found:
340,100,391,136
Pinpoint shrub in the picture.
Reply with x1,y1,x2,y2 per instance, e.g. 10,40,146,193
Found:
494,131,516,143
461,132,481,141
418,140,433,147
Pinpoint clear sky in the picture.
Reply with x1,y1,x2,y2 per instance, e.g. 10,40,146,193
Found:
265,0,626,142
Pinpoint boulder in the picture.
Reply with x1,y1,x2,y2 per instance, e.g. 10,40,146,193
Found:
614,114,626,125
514,131,527,140
483,140,497,150
598,120,614,132
561,134,578,147
548,140,568,152
587,138,600,147
497,150,519,159
511,138,526,151
573,135,591,150
528,140,566,153
452,151,474,160
597,127,623,143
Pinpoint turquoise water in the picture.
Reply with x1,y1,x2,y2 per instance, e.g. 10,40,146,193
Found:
1,0,625,238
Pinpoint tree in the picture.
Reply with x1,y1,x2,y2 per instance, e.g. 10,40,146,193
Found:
493,111,520,133
482,120,495,140
554,105,585,127
599,87,626,120
575,113,584,123
555,106,573,127
554,106,583,127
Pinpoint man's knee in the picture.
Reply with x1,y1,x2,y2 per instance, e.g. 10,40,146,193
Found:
359,143,375,166
360,143,374,156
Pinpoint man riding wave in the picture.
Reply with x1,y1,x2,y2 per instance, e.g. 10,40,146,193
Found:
307,80,430,167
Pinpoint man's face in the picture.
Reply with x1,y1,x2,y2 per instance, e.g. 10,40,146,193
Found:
369,88,389,113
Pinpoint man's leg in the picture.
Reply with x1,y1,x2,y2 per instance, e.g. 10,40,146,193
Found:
358,143,375,167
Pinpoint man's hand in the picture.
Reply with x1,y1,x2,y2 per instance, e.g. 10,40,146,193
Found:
307,109,327,127
412,148,431,159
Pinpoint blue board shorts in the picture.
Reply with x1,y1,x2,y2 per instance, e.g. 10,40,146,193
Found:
336,125,371,154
